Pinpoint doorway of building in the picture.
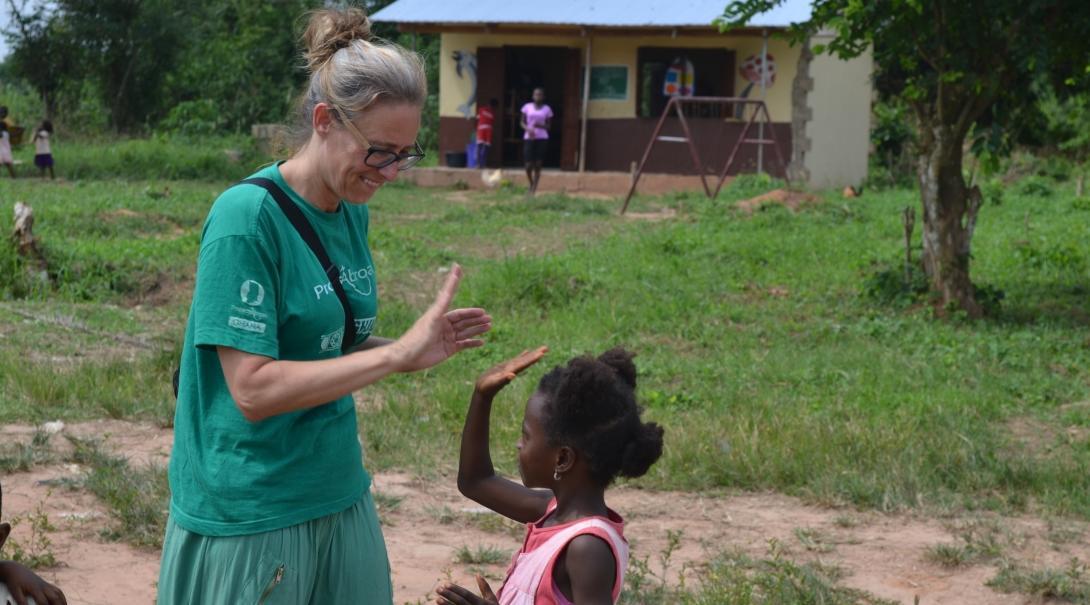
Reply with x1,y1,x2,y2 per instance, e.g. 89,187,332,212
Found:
505,46,581,170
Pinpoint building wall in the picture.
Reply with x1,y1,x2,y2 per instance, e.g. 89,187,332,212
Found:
803,35,873,189
439,31,799,122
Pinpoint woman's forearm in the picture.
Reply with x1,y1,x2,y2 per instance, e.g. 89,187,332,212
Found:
219,344,405,422
354,335,395,351
218,264,490,423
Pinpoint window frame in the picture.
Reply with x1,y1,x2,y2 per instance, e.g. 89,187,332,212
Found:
635,47,736,119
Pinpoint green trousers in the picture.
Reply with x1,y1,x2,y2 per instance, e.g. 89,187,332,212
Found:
157,491,392,605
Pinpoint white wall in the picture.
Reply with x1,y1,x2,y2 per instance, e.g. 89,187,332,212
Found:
803,37,873,189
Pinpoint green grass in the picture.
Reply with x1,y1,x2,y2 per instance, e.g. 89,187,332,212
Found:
0,430,54,473
623,535,895,605
454,545,509,566
1,167,1089,524
4,135,273,181
66,437,170,549
673,551,897,605
0,503,59,570
988,559,1090,602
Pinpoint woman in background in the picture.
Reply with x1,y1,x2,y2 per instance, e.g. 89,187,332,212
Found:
520,87,553,196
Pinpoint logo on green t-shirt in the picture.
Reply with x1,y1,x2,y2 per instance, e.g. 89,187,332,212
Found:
240,279,265,306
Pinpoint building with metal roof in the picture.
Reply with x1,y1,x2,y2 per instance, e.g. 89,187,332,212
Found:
372,0,871,189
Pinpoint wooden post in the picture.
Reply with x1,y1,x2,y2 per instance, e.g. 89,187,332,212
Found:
579,32,592,173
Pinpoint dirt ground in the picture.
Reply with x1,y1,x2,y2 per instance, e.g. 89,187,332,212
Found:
2,421,1087,605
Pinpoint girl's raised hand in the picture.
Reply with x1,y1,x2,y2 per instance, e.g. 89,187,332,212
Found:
474,346,548,398
392,264,492,373
435,575,498,605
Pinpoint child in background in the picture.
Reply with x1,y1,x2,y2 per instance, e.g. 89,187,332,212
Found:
0,122,15,178
519,88,552,196
0,482,68,605
436,347,664,605
475,98,498,169
32,121,54,180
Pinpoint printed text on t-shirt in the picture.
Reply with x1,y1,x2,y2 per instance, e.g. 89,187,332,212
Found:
313,264,375,300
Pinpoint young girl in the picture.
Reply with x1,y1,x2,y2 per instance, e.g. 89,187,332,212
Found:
0,122,15,178
33,121,54,179
437,347,664,605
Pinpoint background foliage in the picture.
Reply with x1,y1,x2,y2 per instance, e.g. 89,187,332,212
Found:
1,0,440,150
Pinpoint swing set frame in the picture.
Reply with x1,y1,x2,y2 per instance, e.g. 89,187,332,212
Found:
620,96,788,214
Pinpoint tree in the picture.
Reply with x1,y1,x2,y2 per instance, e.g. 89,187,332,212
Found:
1037,77,1090,196
4,0,77,118
59,0,187,131
720,0,1090,316
5,0,187,131
163,0,320,134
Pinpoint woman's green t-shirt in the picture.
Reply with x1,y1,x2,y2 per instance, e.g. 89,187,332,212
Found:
169,163,378,536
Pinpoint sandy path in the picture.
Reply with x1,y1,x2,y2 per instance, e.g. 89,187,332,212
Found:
1,421,1086,604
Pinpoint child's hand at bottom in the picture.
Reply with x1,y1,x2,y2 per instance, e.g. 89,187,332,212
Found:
0,561,67,605
435,575,498,605
474,347,547,399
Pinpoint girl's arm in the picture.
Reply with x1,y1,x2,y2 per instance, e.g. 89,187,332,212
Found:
563,535,616,605
520,110,535,139
219,265,491,422
457,347,551,524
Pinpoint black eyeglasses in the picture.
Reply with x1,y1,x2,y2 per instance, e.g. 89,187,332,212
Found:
332,104,425,170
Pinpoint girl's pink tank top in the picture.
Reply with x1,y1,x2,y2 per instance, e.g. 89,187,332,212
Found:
497,499,628,605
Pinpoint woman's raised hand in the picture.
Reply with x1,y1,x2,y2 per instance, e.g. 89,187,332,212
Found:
474,346,548,399
392,264,491,373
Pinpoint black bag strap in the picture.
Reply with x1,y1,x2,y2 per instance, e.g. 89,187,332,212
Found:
240,177,357,354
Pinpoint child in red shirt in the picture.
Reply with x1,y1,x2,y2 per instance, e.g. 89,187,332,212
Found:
475,98,499,169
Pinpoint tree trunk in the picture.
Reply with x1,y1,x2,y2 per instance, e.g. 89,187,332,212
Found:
12,201,50,285
916,123,983,317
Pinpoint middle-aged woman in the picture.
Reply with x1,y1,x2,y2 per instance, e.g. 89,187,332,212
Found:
156,8,491,604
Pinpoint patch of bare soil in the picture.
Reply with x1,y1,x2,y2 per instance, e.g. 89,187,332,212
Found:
3,422,1088,604
444,190,474,203
1006,413,1090,459
453,222,615,261
130,273,193,308
377,269,448,311
736,188,821,214
623,207,678,222
100,208,142,220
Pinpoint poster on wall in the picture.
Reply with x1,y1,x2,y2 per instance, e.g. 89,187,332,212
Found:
663,57,695,97
585,65,628,101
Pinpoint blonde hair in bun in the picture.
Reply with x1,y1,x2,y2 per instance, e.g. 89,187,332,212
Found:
291,7,426,150
302,8,374,73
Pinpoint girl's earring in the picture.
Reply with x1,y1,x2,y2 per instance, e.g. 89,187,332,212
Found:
553,469,561,481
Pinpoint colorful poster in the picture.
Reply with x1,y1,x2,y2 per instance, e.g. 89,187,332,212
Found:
663,57,695,97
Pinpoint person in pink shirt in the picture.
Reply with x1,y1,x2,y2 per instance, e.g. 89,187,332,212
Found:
436,347,665,605
519,88,553,196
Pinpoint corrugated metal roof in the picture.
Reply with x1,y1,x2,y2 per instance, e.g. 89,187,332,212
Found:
370,0,811,29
